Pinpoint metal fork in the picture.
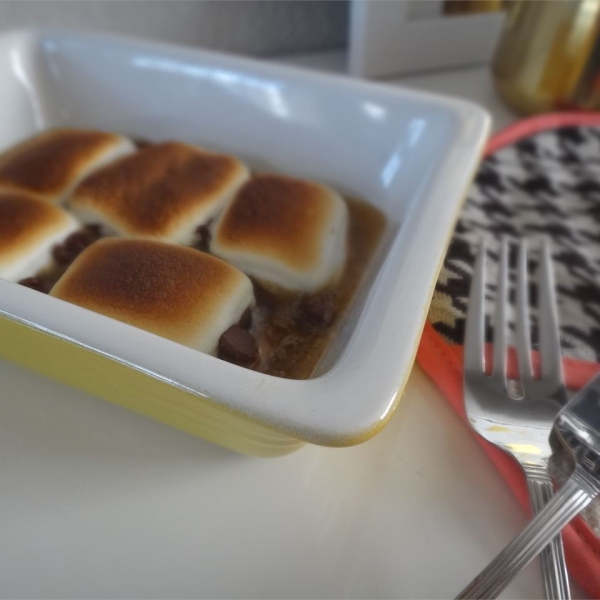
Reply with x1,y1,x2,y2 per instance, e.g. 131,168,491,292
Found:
458,365,600,599
461,237,570,599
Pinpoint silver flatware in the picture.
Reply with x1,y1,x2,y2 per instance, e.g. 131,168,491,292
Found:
458,372,600,598
461,237,570,599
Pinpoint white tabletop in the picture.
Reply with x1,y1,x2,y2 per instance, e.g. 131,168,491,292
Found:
0,57,586,599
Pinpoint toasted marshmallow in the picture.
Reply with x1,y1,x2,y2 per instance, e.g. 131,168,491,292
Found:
0,191,80,281
69,142,250,244
210,174,349,292
50,239,255,355
0,128,136,205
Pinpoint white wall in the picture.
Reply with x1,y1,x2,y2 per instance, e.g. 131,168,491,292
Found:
0,0,348,57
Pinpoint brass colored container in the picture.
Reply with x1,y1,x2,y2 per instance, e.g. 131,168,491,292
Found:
493,0,600,114
444,0,504,16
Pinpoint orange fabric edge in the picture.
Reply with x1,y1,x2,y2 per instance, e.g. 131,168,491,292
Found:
416,112,600,598
484,112,600,157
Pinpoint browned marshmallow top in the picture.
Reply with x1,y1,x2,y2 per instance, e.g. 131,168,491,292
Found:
214,174,341,271
0,191,75,268
0,128,130,200
70,142,248,239
50,239,253,349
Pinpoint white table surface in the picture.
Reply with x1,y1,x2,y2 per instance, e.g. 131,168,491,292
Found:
0,55,587,599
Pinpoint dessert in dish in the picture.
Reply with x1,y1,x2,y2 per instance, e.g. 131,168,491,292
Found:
0,128,135,204
246,196,384,378
50,239,255,357
70,142,250,244
1,129,385,379
211,174,348,292
0,191,79,284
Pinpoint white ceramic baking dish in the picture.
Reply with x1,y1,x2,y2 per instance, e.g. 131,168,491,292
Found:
0,30,489,456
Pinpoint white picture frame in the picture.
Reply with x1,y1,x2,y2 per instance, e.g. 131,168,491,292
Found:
349,0,506,78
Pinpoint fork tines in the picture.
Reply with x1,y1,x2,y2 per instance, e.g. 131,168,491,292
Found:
466,237,564,397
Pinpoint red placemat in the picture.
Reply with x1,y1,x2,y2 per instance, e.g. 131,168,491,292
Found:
416,113,600,598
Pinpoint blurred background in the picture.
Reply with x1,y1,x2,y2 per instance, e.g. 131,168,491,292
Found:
0,0,349,58
3,0,600,115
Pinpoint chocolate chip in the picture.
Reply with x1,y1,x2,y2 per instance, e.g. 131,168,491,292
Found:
194,222,212,251
239,307,252,329
84,224,102,238
52,244,75,265
64,231,94,255
252,280,278,308
133,138,152,149
17,276,50,293
218,325,259,368
297,295,335,328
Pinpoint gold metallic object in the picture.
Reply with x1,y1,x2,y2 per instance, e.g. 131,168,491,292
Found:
444,0,504,16
492,0,600,114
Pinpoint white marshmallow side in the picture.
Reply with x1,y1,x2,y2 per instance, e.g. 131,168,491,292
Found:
67,205,120,237
188,273,255,355
55,136,137,205
0,214,80,282
211,194,349,293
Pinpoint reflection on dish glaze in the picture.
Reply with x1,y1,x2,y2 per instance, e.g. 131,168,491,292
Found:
380,119,427,188
378,390,398,421
381,153,401,188
408,118,427,146
9,48,44,129
362,102,386,120
132,55,290,119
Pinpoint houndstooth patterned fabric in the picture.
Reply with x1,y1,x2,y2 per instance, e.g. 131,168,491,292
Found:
429,125,600,363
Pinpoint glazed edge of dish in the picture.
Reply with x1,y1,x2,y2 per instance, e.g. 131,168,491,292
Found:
0,313,304,457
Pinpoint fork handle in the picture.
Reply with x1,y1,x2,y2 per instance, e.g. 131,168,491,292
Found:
457,467,600,599
524,466,571,600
